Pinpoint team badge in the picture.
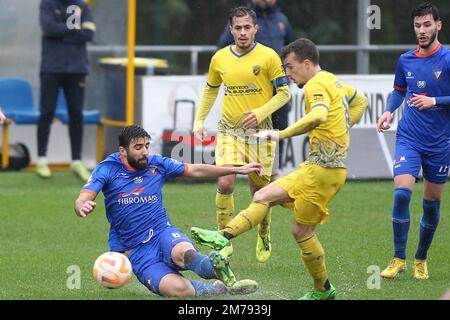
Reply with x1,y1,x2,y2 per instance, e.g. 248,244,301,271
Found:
253,65,261,76
134,176,143,184
416,81,426,88
433,68,442,80
149,166,158,176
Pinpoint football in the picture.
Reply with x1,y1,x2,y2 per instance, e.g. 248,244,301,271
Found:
92,252,133,289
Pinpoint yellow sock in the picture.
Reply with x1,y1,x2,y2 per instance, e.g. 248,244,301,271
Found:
216,191,234,230
258,208,272,236
297,234,328,291
223,202,269,237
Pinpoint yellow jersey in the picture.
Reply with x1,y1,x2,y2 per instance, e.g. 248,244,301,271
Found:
303,71,356,168
207,42,287,132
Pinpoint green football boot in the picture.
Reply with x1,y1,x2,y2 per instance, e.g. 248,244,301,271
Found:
299,284,336,300
209,251,236,287
256,232,271,263
191,227,229,250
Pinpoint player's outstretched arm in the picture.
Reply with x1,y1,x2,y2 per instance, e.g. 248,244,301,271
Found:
186,163,263,179
276,105,328,140
74,191,97,218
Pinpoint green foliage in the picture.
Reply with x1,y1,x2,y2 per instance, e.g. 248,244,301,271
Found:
135,0,450,74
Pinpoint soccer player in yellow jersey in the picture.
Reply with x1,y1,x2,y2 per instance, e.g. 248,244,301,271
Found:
191,38,368,300
193,6,291,263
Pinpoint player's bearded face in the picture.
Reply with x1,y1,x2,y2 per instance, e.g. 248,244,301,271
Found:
124,138,150,171
420,28,437,49
414,15,441,49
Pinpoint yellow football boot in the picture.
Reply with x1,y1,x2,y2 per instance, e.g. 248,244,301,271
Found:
381,258,406,279
413,259,429,280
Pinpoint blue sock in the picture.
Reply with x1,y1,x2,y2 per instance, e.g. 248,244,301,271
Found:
415,199,440,260
184,250,216,279
392,188,412,260
190,280,227,296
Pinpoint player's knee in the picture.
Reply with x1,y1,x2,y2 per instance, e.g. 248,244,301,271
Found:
252,187,275,207
393,188,412,205
291,221,315,240
172,243,195,268
159,276,194,297
217,179,235,194
253,188,269,203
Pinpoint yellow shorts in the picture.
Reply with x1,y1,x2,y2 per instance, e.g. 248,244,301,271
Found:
215,133,275,187
273,163,346,225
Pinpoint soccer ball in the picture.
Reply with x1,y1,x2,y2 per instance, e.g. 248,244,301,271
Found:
92,252,133,289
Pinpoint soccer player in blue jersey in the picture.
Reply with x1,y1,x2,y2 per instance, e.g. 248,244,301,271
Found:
377,2,450,280
74,125,262,297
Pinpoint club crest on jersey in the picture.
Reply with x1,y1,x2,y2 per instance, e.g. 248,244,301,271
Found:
253,65,261,76
433,68,442,80
134,176,143,184
149,166,158,176
416,81,426,89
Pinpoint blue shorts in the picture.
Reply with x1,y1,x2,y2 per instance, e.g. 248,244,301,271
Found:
393,140,450,184
128,226,193,295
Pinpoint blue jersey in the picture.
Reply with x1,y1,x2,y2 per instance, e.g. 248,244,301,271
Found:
81,153,187,251
393,43,450,152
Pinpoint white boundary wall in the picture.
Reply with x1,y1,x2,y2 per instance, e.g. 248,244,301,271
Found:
141,75,402,179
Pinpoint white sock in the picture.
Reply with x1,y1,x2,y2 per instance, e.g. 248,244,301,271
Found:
38,157,48,165
71,160,81,167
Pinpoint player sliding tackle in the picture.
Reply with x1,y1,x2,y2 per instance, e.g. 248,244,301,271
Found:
74,125,263,297
191,38,368,300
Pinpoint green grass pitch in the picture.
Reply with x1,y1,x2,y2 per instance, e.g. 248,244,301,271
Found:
1,171,449,300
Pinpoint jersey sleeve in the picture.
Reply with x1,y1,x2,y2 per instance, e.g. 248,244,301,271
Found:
206,54,222,88
80,162,109,196
344,84,369,127
344,84,357,104
267,50,288,83
393,57,407,92
159,156,188,179
305,82,331,110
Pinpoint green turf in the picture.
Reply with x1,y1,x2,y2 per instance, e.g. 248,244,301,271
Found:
1,171,449,300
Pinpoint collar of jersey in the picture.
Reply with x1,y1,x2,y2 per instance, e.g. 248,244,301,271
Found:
120,154,137,172
414,41,441,58
229,42,258,58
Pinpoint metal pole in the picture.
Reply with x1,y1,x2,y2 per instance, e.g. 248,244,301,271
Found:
126,0,136,125
357,0,370,74
191,49,199,75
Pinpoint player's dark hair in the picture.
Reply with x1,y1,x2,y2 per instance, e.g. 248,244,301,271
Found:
280,38,320,65
229,6,257,25
119,125,151,148
412,2,440,22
